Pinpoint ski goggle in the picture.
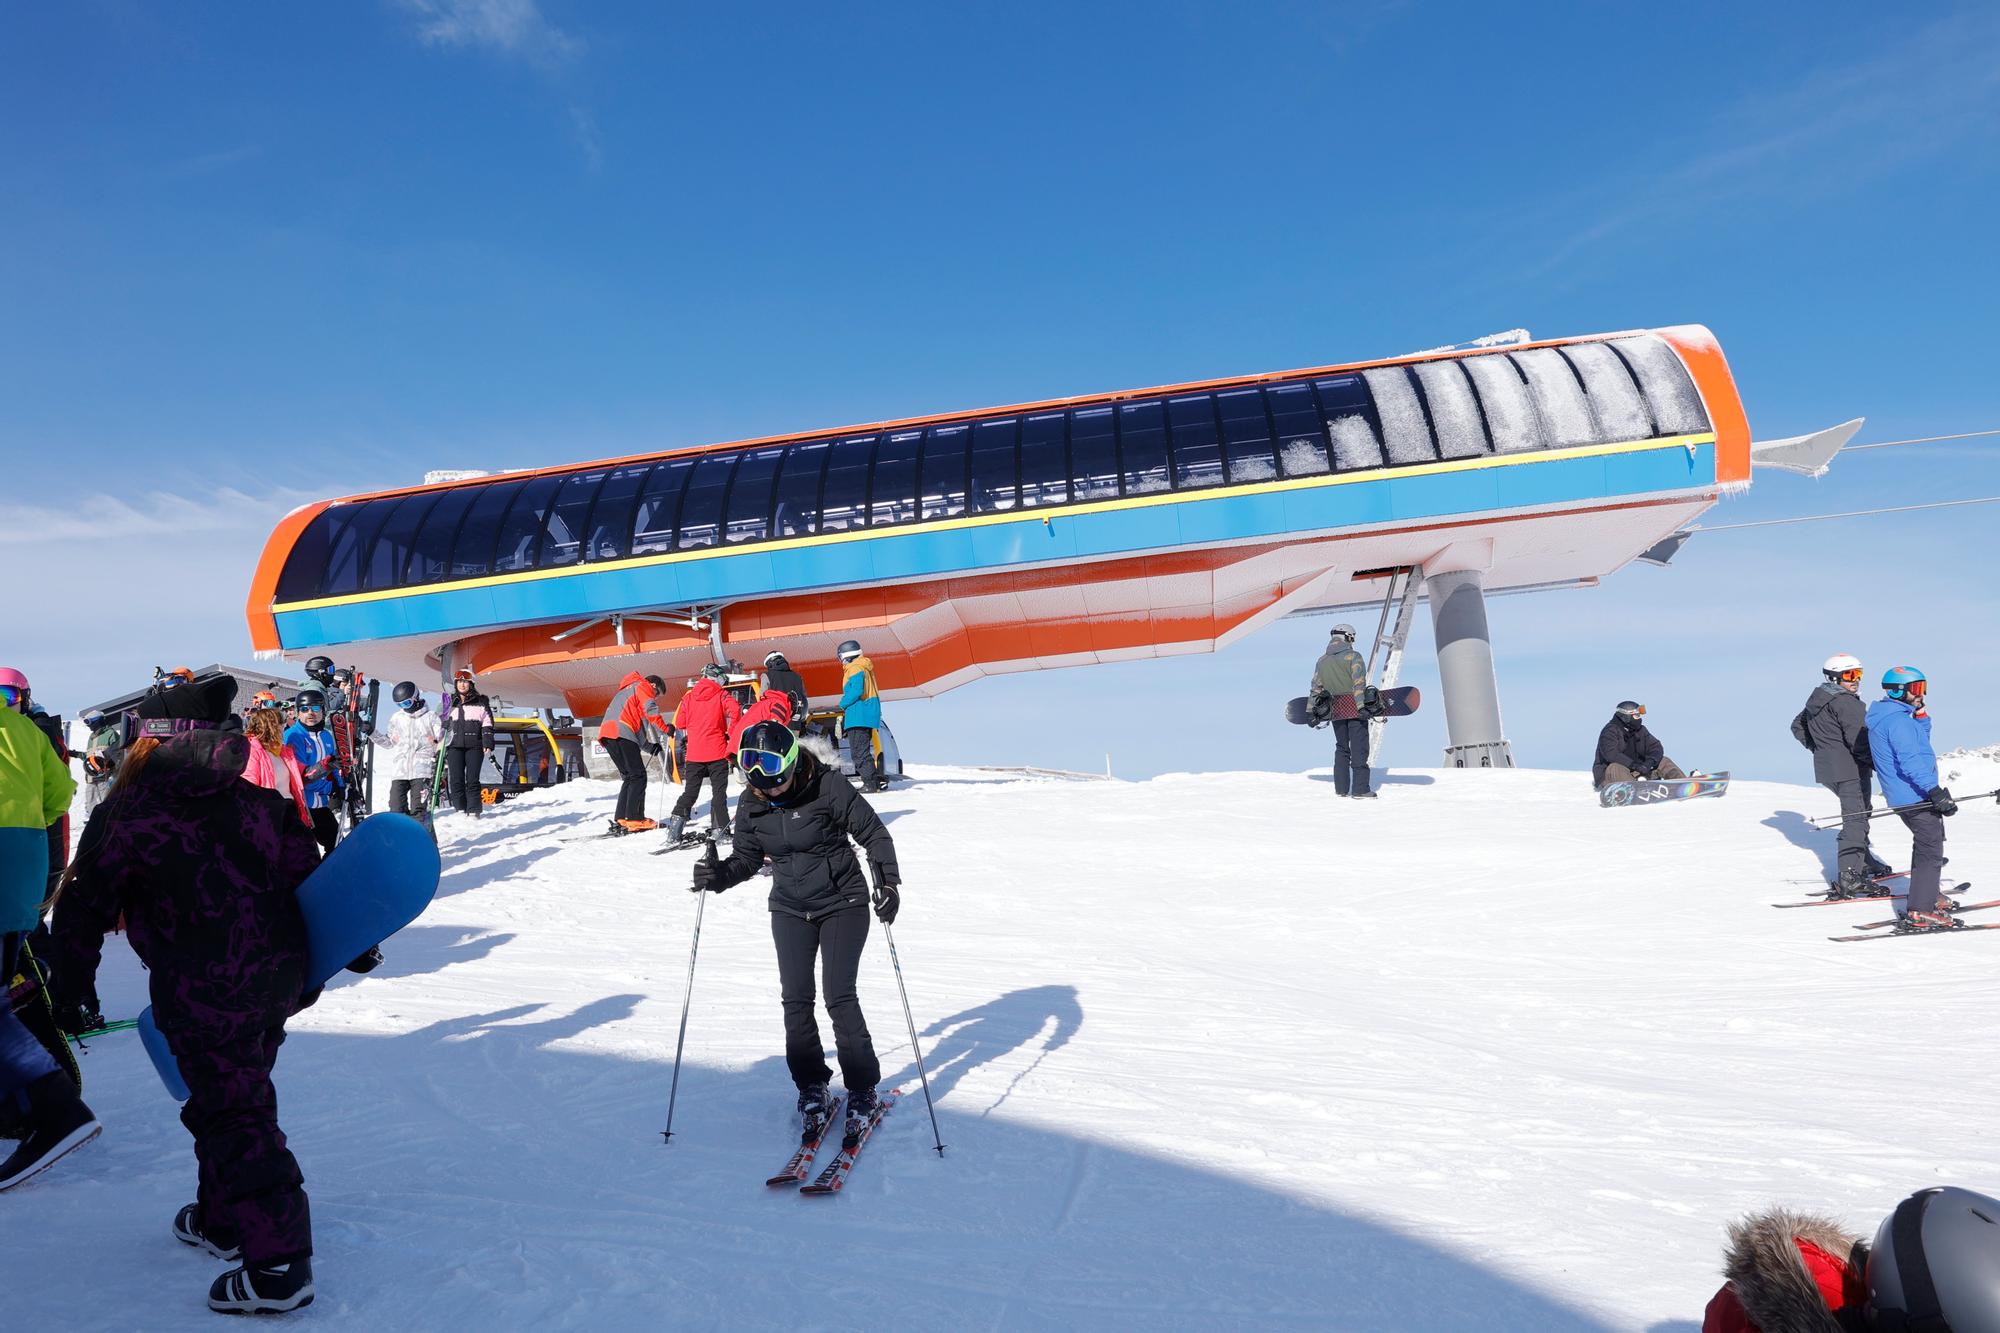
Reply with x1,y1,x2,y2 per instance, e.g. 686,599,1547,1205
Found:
1900,679,1928,700
1833,668,1864,683
1617,705,1646,719
248,694,282,711
739,738,798,777
397,697,422,711
0,685,22,708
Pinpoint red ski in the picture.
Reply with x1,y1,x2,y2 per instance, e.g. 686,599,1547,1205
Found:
766,1096,844,1188
799,1091,899,1196
1830,922,2000,943
1848,892,1992,932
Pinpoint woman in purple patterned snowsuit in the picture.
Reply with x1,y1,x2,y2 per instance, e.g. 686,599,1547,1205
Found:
48,675,323,1314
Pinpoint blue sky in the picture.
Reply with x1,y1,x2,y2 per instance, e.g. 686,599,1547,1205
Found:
3,2,1995,780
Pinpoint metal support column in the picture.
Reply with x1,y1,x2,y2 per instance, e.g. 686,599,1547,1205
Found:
1366,567,1423,762
1426,568,1513,769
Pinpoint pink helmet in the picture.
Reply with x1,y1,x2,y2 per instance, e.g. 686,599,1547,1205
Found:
0,667,27,691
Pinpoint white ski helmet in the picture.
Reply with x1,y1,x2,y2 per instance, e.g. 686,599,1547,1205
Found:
1823,652,1864,681
1329,624,1357,643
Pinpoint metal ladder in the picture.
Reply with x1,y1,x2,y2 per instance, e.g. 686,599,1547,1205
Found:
1364,565,1423,762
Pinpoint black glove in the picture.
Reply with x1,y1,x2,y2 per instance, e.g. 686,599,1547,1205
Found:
52,1002,105,1038
1927,785,1958,817
871,869,900,925
646,741,664,757
690,841,727,894
346,946,383,974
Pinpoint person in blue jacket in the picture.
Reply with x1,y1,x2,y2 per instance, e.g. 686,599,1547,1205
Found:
282,688,343,858
1866,666,1958,928
836,640,885,794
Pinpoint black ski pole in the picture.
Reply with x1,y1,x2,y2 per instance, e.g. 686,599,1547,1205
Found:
661,840,715,1144
881,921,945,1157
1809,787,2000,826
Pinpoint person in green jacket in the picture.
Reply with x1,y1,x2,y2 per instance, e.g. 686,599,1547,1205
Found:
1311,625,1375,798
0,685,99,1189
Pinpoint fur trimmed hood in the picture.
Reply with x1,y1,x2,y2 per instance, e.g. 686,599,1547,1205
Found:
1718,1208,1867,1333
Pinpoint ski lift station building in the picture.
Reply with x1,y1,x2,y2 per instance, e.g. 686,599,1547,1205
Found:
249,325,1790,767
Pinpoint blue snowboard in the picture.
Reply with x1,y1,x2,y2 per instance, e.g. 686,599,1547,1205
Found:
139,813,442,1101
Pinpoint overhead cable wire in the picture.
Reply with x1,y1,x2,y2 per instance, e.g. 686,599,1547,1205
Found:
1844,427,2000,453
1693,494,2000,533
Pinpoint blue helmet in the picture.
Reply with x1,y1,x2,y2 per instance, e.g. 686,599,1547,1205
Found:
1882,666,1927,701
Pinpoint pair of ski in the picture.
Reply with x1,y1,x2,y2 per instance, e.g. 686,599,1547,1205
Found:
1771,869,1932,909
1828,895,2000,942
764,1091,898,1196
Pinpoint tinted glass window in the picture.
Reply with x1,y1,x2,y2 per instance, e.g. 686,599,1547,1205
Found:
363,492,441,591
871,429,921,526
277,508,342,600
403,486,478,585
1118,401,1170,495
583,464,654,561
541,469,609,568
1267,382,1330,476
725,447,784,544
631,459,694,556
1167,394,1222,490
323,498,399,596
969,418,1019,513
1316,375,1387,470
492,474,564,574
820,436,874,533
676,454,738,550
1216,388,1277,481
1019,412,1068,509
1069,407,1118,501
919,424,970,521
773,442,829,538
451,480,529,578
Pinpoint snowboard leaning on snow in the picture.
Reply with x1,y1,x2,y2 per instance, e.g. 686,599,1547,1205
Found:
139,813,441,1101
1598,772,1730,808
1285,686,1421,727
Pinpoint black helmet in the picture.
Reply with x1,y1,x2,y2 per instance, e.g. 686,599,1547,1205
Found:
1615,700,1646,721
392,680,419,705
738,720,800,792
764,650,788,669
294,688,328,713
837,640,862,663
305,655,335,683
1866,1186,2000,1332
645,674,668,694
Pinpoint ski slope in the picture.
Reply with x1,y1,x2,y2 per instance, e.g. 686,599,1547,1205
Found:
9,762,1999,1330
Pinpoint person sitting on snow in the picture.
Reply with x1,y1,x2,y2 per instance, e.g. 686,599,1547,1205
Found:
1592,701,1689,789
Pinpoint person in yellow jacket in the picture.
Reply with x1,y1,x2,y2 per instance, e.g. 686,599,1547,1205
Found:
0,687,99,1189
836,640,884,793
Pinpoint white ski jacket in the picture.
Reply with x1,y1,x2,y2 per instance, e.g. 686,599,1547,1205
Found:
371,704,443,782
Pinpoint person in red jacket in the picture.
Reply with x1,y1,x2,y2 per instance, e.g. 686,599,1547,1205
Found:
665,666,741,843
596,672,665,833
731,687,793,753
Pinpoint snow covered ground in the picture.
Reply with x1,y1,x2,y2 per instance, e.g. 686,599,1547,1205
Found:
9,762,2000,1330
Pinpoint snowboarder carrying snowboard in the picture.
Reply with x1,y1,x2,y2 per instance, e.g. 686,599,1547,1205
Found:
1311,624,1376,798
1790,653,1891,895
0,673,97,1193
1593,701,1689,789
689,720,901,1144
666,665,741,842
42,675,321,1313
372,682,443,822
1867,666,1958,928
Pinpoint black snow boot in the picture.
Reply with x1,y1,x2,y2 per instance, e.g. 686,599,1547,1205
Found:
0,1071,100,1191
208,1257,315,1314
174,1203,242,1260
1864,851,1895,878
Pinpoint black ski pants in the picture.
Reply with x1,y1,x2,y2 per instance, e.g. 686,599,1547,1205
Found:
176,1021,311,1265
671,758,730,829
1824,776,1877,876
847,727,879,790
444,746,484,815
603,737,648,822
772,905,880,1094
1898,808,1948,914
386,779,432,821
307,807,340,859
1332,719,1372,796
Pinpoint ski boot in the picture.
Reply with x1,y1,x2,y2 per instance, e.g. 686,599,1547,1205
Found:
0,1072,100,1191
174,1203,242,1260
663,815,686,843
1864,851,1895,879
843,1085,880,1141
1351,789,1379,800
1896,909,1963,934
798,1082,834,1136
208,1257,315,1315
1826,866,1875,900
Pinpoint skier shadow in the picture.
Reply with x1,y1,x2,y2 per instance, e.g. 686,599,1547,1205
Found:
443,812,576,846
325,925,516,990
1763,810,1833,875
1308,771,1435,787
436,845,564,899
878,984,1083,1113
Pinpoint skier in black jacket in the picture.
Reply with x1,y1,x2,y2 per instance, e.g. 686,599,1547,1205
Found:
762,651,810,719
1790,652,1890,895
1592,701,1688,789
691,721,899,1139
